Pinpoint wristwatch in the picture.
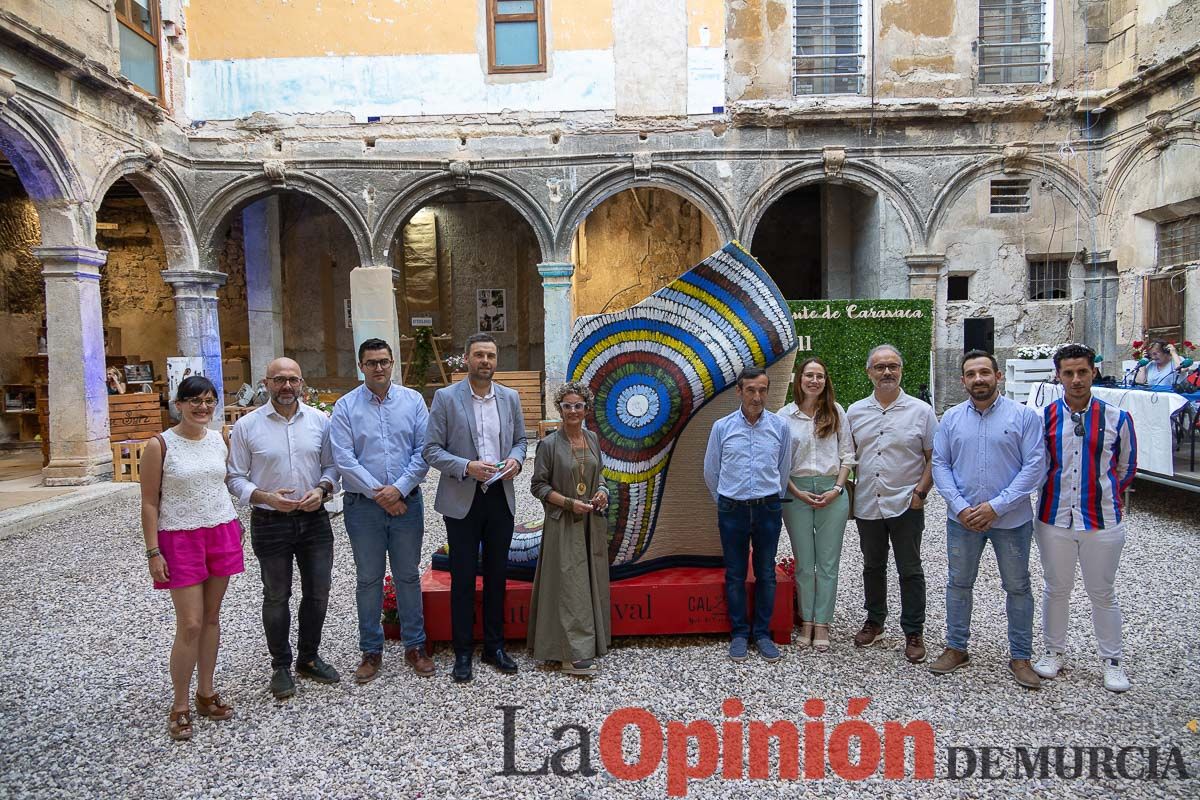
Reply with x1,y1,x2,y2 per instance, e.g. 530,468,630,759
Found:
319,483,333,501
832,485,845,496
914,488,929,500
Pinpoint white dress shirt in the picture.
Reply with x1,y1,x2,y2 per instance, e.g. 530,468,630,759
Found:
226,402,339,510
846,389,938,520
470,382,503,466
778,401,856,478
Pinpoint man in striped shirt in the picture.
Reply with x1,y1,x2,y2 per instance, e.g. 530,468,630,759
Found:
1033,344,1137,693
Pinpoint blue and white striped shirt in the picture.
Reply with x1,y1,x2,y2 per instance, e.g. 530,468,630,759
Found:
1038,397,1137,530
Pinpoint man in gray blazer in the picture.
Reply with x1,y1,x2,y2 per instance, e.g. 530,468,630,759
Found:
425,332,528,683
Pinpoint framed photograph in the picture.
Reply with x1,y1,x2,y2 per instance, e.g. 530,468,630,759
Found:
166,357,206,420
477,289,506,333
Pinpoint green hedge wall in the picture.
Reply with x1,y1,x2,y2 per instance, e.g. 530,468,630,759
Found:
786,300,935,407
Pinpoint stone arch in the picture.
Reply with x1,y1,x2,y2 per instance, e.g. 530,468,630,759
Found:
90,154,200,271
553,164,737,260
374,171,554,264
196,171,372,267
0,96,84,205
926,155,1099,246
1098,130,1200,249
739,160,926,252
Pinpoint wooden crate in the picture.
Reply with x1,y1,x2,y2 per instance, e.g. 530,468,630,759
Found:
224,405,253,425
111,439,150,482
109,393,162,443
451,371,543,436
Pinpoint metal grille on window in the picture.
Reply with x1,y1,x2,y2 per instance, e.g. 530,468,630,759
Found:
1157,214,1200,267
1028,259,1069,301
978,0,1048,84
990,179,1031,213
793,1,864,95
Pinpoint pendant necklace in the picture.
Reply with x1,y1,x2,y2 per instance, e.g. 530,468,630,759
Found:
570,437,588,497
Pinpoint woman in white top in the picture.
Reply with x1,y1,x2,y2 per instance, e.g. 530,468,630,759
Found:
778,358,855,652
139,376,243,741
1134,340,1182,387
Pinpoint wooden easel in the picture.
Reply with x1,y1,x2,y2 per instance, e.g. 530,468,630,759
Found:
399,333,453,386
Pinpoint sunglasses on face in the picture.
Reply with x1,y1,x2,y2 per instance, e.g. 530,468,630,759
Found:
560,402,587,412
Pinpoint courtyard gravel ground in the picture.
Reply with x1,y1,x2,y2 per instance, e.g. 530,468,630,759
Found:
1,457,1197,799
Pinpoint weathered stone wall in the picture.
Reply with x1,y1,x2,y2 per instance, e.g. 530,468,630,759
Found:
214,215,250,356
0,177,43,393
96,196,176,381
3,0,120,74
573,188,720,316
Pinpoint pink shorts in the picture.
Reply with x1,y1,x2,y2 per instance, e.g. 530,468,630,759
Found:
154,519,245,590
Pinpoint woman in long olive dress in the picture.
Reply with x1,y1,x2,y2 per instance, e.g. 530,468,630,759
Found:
528,381,611,676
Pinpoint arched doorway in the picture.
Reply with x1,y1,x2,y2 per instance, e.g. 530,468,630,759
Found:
750,182,910,301
388,189,544,378
570,187,720,315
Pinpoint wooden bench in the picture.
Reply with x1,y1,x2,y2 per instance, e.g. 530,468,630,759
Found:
451,371,543,437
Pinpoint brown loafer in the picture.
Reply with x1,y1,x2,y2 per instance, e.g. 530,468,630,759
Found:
194,692,234,720
928,647,970,674
354,652,382,684
1009,658,1042,690
853,620,884,647
904,633,927,664
405,645,435,677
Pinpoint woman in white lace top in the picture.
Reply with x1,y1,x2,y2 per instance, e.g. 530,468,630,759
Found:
139,375,243,741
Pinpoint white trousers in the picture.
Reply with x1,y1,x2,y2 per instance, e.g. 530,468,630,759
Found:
1034,521,1125,661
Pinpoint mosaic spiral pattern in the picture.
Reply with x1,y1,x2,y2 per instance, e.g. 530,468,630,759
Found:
567,241,797,568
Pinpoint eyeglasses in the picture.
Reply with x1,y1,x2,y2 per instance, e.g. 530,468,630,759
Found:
269,376,303,387
362,359,394,370
184,398,218,408
870,363,902,373
560,402,587,412
1070,410,1085,437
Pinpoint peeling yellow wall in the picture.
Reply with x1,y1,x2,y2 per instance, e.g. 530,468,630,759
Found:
688,0,726,47
189,0,613,61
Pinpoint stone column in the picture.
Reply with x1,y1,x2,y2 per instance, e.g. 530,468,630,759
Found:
1082,256,1119,370
538,262,575,419
242,197,285,380
35,246,113,484
163,269,227,426
349,264,402,381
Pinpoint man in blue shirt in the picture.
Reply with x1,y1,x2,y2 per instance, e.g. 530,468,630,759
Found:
930,349,1045,689
703,366,793,663
330,338,432,682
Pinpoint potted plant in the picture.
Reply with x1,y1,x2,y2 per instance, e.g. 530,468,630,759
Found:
382,575,400,640
444,354,466,374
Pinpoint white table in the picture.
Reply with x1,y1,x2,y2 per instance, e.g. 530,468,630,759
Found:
1026,383,1187,476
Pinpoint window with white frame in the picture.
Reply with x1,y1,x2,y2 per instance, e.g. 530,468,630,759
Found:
1157,214,1200,267
793,1,864,95
978,0,1049,85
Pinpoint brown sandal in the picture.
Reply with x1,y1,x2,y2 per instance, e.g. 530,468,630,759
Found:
167,708,193,741
195,692,234,720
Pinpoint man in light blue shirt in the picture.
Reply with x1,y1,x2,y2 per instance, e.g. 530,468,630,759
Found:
330,338,432,682
703,366,792,663
930,349,1045,689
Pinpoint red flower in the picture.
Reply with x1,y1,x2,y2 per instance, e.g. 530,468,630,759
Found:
1185,341,1195,348
1132,340,1143,348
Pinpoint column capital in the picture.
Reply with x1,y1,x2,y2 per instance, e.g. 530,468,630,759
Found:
161,268,228,289
538,262,575,280
34,246,107,280
904,253,946,273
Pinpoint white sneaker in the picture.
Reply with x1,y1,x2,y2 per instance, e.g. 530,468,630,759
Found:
1032,649,1065,679
1103,658,1131,693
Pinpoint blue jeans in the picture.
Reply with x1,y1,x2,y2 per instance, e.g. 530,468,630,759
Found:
717,496,783,641
945,518,1034,659
344,491,426,653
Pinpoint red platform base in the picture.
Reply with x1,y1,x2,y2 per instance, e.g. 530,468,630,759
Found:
421,565,794,645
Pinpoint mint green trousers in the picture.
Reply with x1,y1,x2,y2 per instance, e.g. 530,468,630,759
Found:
782,475,849,625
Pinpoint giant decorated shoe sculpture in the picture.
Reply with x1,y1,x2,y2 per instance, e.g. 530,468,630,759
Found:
435,241,797,579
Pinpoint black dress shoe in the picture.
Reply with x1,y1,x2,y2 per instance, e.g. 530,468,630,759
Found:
270,667,296,699
452,653,473,683
481,648,518,674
